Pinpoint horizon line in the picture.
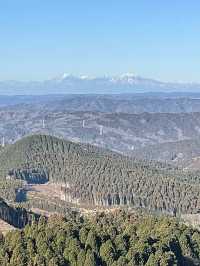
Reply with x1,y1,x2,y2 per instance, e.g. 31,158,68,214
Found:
0,72,200,85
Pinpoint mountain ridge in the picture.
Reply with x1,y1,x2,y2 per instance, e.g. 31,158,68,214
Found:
3,109,200,155
1,74,200,95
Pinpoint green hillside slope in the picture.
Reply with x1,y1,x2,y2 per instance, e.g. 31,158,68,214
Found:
1,134,200,214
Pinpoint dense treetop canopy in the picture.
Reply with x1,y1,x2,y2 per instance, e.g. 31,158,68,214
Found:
0,210,199,265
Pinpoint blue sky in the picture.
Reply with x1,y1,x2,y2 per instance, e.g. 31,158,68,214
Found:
0,0,200,82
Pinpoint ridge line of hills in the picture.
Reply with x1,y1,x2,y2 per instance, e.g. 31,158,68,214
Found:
3,104,200,166
1,74,200,95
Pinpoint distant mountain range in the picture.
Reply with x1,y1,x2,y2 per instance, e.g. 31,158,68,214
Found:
2,93,200,167
4,94,200,113
132,138,200,167
2,105,200,162
1,73,200,95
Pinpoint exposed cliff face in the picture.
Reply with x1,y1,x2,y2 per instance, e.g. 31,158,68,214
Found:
8,169,49,184
0,198,39,228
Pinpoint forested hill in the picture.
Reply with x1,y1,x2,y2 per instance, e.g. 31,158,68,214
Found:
0,134,116,182
2,134,200,214
0,134,166,183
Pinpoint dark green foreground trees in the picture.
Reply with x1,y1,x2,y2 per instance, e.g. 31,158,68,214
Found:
0,211,200,266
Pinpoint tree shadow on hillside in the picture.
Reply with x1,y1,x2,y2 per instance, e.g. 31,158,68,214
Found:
182,256,200,266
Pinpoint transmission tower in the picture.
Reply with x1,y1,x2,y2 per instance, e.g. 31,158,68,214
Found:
100,125,103,136
1,137,5,147
42,119,45,129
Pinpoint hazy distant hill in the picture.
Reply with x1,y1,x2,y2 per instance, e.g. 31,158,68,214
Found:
43,95,200,114
1,74,200,95
4,94,200,113
2,109,200,154
2,94,200,168
1,134,200,214
132,138,200,166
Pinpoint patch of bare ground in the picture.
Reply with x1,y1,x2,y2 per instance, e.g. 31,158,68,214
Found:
181,213,200,229
184,157,200,171
25,182,122,216
77,206,122,217
0,219,16,235
26,182,63,201
30,208,58,217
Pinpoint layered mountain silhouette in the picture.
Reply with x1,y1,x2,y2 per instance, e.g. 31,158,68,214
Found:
1,74,200,95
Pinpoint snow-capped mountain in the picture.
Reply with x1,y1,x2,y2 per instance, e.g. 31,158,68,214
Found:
0,73,200,95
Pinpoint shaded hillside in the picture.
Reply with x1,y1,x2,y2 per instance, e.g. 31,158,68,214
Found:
1,135,200,214
0,180,25,202
0,198,38,228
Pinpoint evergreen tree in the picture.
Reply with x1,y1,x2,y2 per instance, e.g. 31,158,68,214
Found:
100,239,116,265
84,249,97,266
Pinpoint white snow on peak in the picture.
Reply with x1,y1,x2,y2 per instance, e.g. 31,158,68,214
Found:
80,75,89,80
120,72,137,78
110,72,140,84
80,75,96,80
61,73,71,79
59,73,96,81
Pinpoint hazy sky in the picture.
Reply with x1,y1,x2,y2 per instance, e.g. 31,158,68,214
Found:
0,0,200,82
